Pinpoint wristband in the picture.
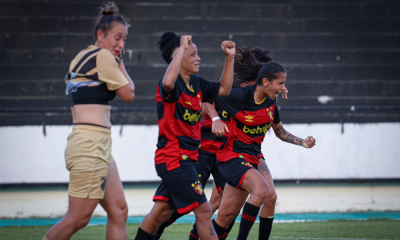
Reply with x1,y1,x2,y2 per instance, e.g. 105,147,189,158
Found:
212,117,220,122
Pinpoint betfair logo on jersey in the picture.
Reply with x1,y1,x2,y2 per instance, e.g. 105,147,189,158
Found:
243,123,272,135
222,110,228,118
183,109,201,122
245,115,254,122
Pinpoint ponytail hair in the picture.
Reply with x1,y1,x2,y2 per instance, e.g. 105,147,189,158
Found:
233,46,264,87
94,2,127,39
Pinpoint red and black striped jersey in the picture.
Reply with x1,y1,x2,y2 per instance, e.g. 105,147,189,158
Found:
155,74,220,174
199,104,231,154
215,84,280,165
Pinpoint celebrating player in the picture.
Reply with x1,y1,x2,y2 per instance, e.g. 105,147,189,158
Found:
133,32,235,240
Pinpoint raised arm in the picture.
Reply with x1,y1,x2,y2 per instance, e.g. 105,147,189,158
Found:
217,41,235,96
162,35,192,96
272,122,316,148
116,60,135,102
203,102,229,136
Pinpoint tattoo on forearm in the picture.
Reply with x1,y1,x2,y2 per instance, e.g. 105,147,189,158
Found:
208,226,215,236
276,125,303,146
258,160,271,176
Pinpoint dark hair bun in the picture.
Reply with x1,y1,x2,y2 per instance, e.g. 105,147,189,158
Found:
157,32,181,64
253,47,272,63
101,2,119,15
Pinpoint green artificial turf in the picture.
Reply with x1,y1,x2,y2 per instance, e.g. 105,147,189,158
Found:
0,220,399,240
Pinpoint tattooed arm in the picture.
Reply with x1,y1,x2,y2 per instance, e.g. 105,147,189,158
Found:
272,122,316,148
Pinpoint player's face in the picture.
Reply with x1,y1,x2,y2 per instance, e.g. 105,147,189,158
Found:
266,72,287,100
181,43,201,75
97,22,128,60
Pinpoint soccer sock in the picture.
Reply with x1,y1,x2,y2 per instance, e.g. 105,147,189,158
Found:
153,209,181,240
259,216,274,240
188,222,199,240
219,212,240,240
212,218,227,239
237,202,260,240
135,227,154,240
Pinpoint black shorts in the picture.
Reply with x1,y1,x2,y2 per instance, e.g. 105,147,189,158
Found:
197,149,227,193
217,158,259,190
153,160,208,214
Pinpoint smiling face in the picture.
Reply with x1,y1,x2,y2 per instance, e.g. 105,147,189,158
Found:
180,43,201,75
263,72,287,100
96,22,128,60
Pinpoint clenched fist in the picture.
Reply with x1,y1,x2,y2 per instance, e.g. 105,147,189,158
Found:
221,41,235,57
180,35,192,50
302,136,316,148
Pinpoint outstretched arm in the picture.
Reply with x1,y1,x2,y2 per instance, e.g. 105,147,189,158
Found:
272,122,316,148
217,41,235,96
203,102,229,136
162,35,192,96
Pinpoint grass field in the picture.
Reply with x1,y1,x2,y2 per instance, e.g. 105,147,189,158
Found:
0,220,399,240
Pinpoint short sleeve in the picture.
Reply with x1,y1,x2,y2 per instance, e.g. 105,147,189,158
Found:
214,87,246,116
158,79,180,103
198,77,220,104
273,105,281,124
97,49,129,91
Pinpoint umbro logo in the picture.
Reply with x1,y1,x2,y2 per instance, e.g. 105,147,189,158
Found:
245,115,254,122
185,101,192,106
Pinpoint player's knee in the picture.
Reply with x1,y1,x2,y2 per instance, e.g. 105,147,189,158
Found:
195,203,213,221
107,202,128,222
75,215,91,230
253,187,268,204
209,198,221,212
266,192,277,204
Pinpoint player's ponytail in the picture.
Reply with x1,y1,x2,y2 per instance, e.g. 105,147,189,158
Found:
157,32,181,64
233,46,265,87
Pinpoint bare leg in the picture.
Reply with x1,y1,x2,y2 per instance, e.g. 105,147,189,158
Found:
45,196,99,240
215,184,249,228
100,161,129,240
258,160,277,217
193,201,218,240
139,201,173,235
209,181,223,213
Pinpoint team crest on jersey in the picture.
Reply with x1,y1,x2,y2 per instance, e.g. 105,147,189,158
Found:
245,115,254,122
192,181,203,195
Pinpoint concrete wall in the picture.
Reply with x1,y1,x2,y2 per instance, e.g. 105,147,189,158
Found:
1,123,399,184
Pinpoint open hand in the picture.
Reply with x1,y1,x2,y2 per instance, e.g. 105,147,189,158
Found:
221,41,235,57
212,120,229,136
302,136,316,148
281,86,289,99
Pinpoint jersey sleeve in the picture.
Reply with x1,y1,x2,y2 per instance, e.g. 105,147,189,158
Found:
214,87,246,116
198,77,221,104
158,79,180,103
274,105,281,124
97,49,129,91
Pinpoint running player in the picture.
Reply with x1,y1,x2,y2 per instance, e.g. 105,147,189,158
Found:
43,3,134,240
133,32,235,240
210,61,316,240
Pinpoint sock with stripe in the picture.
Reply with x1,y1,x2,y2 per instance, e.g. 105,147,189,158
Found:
237,202,260,240
259,216,274,240
135,227,155,240
153,209,182,240
212,218,227,239
188,222,199,240
220,212,240,240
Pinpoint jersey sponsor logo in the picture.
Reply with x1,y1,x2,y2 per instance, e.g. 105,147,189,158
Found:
183,109,201,122
245,115,254,122
243,123,272,135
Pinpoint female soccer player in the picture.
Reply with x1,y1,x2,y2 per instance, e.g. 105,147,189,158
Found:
43,3,134,240
210,61,316,240
133,32,235,240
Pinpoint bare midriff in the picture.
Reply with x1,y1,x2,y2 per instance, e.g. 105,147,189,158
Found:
71,104,111,128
